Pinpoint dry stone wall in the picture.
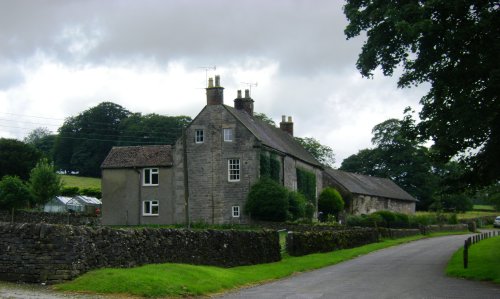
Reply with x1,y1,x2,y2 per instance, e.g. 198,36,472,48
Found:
0,223,281,284
0,210,100,226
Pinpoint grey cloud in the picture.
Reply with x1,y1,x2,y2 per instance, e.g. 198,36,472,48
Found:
0,0,362,75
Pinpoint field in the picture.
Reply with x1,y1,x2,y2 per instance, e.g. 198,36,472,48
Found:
415,210,498,220
60,175,101,190
446,236,500,284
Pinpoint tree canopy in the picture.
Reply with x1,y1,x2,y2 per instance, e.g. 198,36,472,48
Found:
295,137,335,167
0,176,32,210
344,0,500,185
24,127,56,160
28,158,63,207
0,138,42,181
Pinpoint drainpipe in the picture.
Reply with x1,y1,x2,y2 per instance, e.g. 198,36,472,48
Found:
182,128,190,228
134,167,142,225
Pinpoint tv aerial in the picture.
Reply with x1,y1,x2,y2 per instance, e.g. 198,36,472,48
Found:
241,82,258,96
199,66,217,87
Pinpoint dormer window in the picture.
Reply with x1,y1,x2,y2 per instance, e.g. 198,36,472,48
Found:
143,168,159,186
195,129,204,143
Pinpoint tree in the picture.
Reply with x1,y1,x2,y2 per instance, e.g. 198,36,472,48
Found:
344,0,500,186
118,113,191,146
0,138,42,180
341,119,438,210
24,127,57,160
0,176,32,210
245,177,289,222
254,112,276,127
54,102,131,176
28,158,63,207
318,187,344,220
295,137,335,167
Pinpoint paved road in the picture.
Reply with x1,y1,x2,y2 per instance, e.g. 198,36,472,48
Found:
217,234,500,299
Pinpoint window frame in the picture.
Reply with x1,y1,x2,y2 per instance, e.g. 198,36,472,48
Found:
223,128,233,142
232,205,240,218
143,168,159,186
143,200,159,216
195,129,204,143
228,159,240,182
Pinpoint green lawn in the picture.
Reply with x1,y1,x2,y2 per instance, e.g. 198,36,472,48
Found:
473,205,496,211
55,232,466,298
446,236,500,284
415,210,498,220
60,175,101,190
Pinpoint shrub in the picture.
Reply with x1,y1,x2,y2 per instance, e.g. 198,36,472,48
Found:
318,188,344,219
245,177,289,222
0,175,33,210
80,187,102,199
60,186,80,197
288,191,307,221
28,158,63,206
296,168,316,204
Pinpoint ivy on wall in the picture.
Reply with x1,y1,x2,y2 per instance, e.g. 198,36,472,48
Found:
260,151,280,183
296,167,316,204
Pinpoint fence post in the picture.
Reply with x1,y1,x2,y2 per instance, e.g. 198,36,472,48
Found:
463,240,468,269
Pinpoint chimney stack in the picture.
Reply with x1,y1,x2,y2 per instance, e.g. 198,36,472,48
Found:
234,88,254,116
280,115,294,136
206,75,224,105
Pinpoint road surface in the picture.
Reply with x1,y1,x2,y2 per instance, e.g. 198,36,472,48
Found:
217,234,500,299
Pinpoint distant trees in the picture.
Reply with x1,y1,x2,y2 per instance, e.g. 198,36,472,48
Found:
53,102,192,177
24,127,56,160
295,137,335,168
0,176,32,210
0,138,42,180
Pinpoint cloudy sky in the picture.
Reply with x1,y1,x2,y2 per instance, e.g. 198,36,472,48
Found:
0,0,428,166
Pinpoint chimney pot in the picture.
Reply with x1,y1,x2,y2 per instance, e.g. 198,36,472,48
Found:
206,75,224,105
215,75,220,87
280,115,294,136
237,90,242,98
208,78,214,88
282,115,286,122
244,89,250,98
288,116,292,122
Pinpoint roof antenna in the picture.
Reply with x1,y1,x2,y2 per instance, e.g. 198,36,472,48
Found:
241,82,258,96
199,66,217,87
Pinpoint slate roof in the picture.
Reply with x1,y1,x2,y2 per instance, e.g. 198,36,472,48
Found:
324,168,417,202
224,106,321,167
101,145,173,169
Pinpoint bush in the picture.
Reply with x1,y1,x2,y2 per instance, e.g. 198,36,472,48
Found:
60,186,80,197
288,191,307,221
0,176,33,209
318,187,344,220
245,178,289,222
28,158,62,206
80,187,102,199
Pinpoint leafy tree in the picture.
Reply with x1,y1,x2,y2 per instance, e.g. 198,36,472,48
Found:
0,176,32,210
288,191,307,221
54,102,131,176
341,119,438,210
344,0,500,186
118,113,191,146
24,127,57,160
254,112,276,127
318,187,344,220
28,158,63,207
295,137,335,167
439,193,473,213
0,138,42,180
245,177,289,222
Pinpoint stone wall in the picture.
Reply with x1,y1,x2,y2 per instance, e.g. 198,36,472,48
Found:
423,224,469,234
0,210,100,226
377,227,421,239
0,223,281,283
286,228,379,256
351,195,415,215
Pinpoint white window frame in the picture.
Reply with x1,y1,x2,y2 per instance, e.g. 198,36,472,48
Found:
232,206,240,218
143,168,159,186
228,159,240,182
143,200,159,216
195,129,204,143
223,128,233,142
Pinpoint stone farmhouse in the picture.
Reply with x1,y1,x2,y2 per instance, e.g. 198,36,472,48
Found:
101,76,323,225
323,168,417,215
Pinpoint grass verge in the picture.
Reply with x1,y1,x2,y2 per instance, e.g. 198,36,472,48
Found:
446,236,500,284
61,175,101,190
55,231,466,298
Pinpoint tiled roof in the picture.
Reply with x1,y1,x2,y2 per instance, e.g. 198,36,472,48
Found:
101,145,173,169
224,106,321,167
325,168,417,202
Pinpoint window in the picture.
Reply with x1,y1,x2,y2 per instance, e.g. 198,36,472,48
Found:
143,200,159,216
143,168,159,186
195,129,204,143
228,159,240,182
232,206,240,218
223,128,233,142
